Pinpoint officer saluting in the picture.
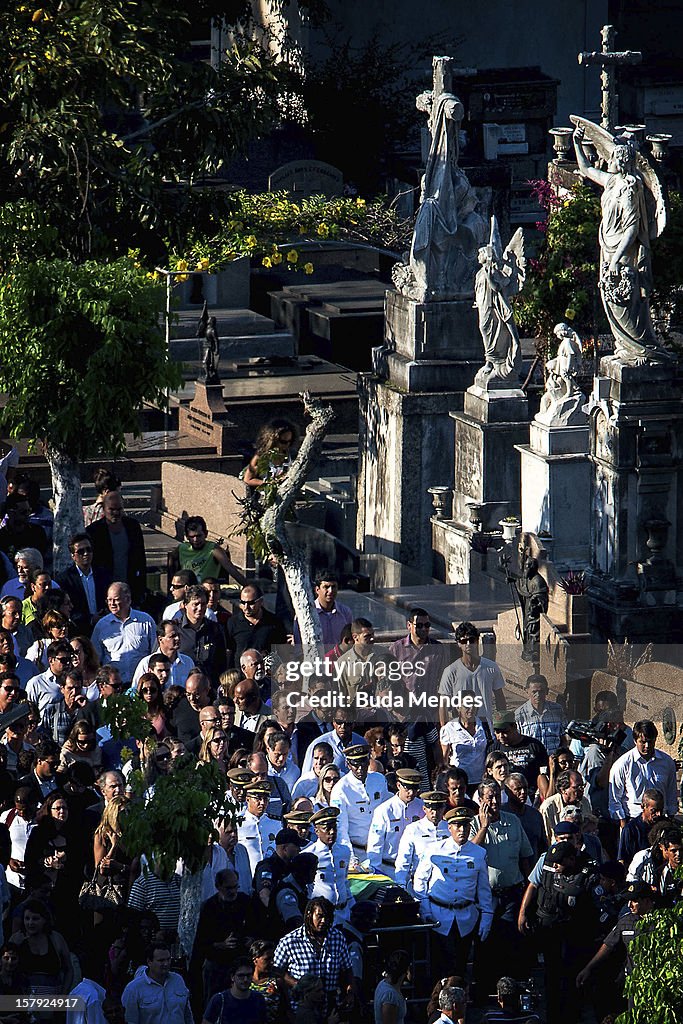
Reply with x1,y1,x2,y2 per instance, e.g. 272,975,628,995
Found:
395,790,450,893
413,805,493,977
330,743,388,862
366,768,424,878
305,806,354,923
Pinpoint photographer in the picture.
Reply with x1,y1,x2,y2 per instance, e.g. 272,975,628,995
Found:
484,976,541,1023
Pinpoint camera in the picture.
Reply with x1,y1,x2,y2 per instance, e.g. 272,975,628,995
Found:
519,978,540,1014
566,718,626,750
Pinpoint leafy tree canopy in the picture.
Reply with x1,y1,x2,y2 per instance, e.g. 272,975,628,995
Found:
0,248,181,460
0,0,297,261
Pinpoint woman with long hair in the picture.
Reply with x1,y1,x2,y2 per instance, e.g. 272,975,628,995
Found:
60,721,103,774
374,948,410,1024
313,763,341,810
241,419,298,488
135,673,168,740
198,726,229,774
69,637,100,699
21,569,52,627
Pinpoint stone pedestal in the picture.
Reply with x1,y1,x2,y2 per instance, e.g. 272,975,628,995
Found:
451,386,530,528
375,291,484,392
178,382,236,456
356,291,484,575
586,356,683,642
516,420,591,569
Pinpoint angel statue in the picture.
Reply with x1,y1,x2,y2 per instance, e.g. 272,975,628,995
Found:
537,322,587,426
571,115,674,366
472,217,526,389
392,91,487,302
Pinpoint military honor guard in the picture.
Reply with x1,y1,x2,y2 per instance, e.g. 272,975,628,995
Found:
237,779,282,874
394,789,450,892
330,743,389,862
366,767,424,877
305,806,354,923
413,805,494,977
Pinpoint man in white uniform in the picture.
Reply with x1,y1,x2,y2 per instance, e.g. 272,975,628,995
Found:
395,789,449,892
413,805,493,978
330,743,388,862
366,768,423,877
305,806,353,923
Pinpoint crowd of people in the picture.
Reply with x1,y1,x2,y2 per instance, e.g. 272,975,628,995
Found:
0,460,676,1024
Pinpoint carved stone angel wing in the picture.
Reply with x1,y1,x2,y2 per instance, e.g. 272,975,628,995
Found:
503,227,526,294
570,114,666,238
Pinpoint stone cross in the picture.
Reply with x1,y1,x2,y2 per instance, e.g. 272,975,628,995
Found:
578,24,642,131
416,56,464,160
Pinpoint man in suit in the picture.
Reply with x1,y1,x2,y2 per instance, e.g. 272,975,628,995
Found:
57,533,110,635
86,492,147,606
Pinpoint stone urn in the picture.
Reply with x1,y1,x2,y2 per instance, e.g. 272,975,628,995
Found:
499,518,521,543
428,486,452,521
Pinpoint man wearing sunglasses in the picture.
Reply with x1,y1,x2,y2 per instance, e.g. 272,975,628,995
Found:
439,621,506,730
25,641,75,716
225,585,287,670
57,533,109,636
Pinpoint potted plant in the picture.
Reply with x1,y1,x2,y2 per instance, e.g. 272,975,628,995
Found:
558,570,588,633
499,516,521,542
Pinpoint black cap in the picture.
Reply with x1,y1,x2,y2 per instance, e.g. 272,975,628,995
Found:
275,828,302,847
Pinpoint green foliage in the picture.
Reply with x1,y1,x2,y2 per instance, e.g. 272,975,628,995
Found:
171,190,412,272
514,181,603,341
100,692,152,745
0,0,294,261
122,757,234,880
516,179,683,344
618,902,683,1023
0,250,182,459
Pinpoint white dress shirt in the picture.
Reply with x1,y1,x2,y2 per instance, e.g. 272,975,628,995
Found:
330,770,389,851
608,746,678,821
91,610,156,683
366,794,424,875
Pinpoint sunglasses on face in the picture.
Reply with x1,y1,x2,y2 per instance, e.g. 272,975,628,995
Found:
240,598,262,607
141,687,158,694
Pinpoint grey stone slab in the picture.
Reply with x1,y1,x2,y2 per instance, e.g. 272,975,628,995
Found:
463,386,528,424
171,332,295,363
170,308,278,339
385,290,483,362
452,411,530,523
377,352,480,394
529,421,590,455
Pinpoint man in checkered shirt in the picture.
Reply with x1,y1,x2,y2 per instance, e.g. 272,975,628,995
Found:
514,674,568,755
273,896,354,1012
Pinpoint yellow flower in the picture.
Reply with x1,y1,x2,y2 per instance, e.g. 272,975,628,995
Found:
304,263,314,275
245,235,257,248
565,307,576,320
176,258,188,272
317,223,329,238
286,250,298,264
32,8,44,20
196,258,210,272
271,252,283,265
262,256,272,268
356,197,366,207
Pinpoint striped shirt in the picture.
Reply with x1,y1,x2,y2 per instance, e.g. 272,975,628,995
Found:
127,871,182,932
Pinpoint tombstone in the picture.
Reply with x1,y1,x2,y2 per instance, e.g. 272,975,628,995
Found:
268,160,343,197
356,56,489,574
517,322,591,569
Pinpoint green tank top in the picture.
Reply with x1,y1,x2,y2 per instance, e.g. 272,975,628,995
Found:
178,541,222,581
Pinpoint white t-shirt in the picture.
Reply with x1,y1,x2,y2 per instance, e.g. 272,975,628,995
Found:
438,656,505,725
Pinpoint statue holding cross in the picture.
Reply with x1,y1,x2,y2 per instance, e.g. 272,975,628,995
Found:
578,24,642,131
392,55,487,303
